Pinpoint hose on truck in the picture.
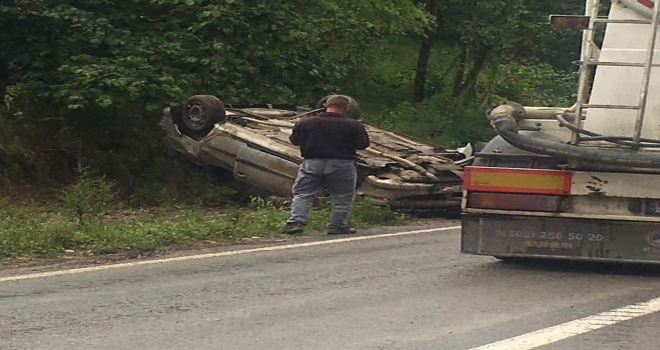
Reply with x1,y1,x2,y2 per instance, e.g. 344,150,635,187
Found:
487,102,660,169
554,114,660,148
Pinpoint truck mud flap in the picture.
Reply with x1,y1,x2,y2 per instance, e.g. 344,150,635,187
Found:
462,214,660,263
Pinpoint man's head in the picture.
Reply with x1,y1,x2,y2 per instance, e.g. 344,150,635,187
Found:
323,95,351,114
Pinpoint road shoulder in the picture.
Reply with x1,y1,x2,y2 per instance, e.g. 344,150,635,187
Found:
0,218,459,278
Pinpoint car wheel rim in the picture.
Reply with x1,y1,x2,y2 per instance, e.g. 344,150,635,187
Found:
186,102,206,129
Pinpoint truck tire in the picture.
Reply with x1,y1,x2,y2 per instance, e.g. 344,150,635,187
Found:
177,95,226,139
316,95,361,120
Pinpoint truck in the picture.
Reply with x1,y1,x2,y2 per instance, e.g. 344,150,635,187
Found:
461,0,660,263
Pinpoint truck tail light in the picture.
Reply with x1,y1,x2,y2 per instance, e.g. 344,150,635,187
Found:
467,192,563,212
464,166,572,195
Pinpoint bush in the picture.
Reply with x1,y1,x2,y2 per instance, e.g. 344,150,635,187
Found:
366,96,495,148
483,60,576,107
59,169,119,223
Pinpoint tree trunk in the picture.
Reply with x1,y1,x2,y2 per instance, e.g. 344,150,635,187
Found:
452,42,468,98
0,61,7,106
413,37,433,103
453,44,492,103
412,0,438,103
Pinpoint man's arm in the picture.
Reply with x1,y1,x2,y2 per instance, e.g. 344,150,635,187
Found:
354,122,370,150
289,122,301,146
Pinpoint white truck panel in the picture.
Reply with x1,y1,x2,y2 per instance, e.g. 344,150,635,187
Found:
618,0,655,19
583,1,660,140
571,171,660,197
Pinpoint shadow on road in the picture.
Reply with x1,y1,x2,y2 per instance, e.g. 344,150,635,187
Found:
494,257,660,277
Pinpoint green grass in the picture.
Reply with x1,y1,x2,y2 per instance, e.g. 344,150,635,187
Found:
0,197,409,260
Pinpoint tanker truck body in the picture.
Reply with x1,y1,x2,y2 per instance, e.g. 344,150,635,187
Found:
461,0,660,263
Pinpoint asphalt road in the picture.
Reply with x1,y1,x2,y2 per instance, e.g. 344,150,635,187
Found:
3,222,660,350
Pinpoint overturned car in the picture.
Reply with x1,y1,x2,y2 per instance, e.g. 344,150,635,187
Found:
160,95,472,214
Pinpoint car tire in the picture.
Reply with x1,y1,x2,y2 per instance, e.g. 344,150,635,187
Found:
176,95,226,139
315,95,361,120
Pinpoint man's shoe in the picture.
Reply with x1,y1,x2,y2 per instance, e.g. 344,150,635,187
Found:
281,224,304,235
327,226,356,235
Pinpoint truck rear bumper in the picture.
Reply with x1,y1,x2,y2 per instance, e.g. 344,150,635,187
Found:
461,213,660,263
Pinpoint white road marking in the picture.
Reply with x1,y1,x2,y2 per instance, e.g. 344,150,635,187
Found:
470,296,660,350
0,225,460,283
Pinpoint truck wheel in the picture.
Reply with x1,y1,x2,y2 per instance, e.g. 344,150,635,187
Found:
316,95,361,120
177,95,226,139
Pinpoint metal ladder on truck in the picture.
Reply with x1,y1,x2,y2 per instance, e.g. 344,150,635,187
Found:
573,0,660,149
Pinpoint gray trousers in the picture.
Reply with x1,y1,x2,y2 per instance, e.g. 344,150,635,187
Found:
286,159,357,228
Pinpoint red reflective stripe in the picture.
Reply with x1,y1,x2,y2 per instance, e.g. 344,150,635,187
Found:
638,0,655,9
468,192,562,212
464,167,572,195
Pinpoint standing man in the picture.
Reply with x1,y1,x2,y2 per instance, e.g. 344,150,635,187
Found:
282,95,370,235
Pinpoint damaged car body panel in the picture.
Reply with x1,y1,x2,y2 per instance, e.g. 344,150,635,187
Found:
160,98,469,212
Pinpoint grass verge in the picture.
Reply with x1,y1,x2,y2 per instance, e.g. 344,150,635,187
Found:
0,197,409,260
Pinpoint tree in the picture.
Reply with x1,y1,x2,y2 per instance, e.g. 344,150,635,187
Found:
412,0,582,103
1,0,430,109
0,0,429,184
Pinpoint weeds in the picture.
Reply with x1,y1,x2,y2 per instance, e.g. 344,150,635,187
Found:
59,168,119,223
0,196,408,260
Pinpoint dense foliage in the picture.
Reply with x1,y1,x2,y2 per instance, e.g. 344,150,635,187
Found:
1,0,581,202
